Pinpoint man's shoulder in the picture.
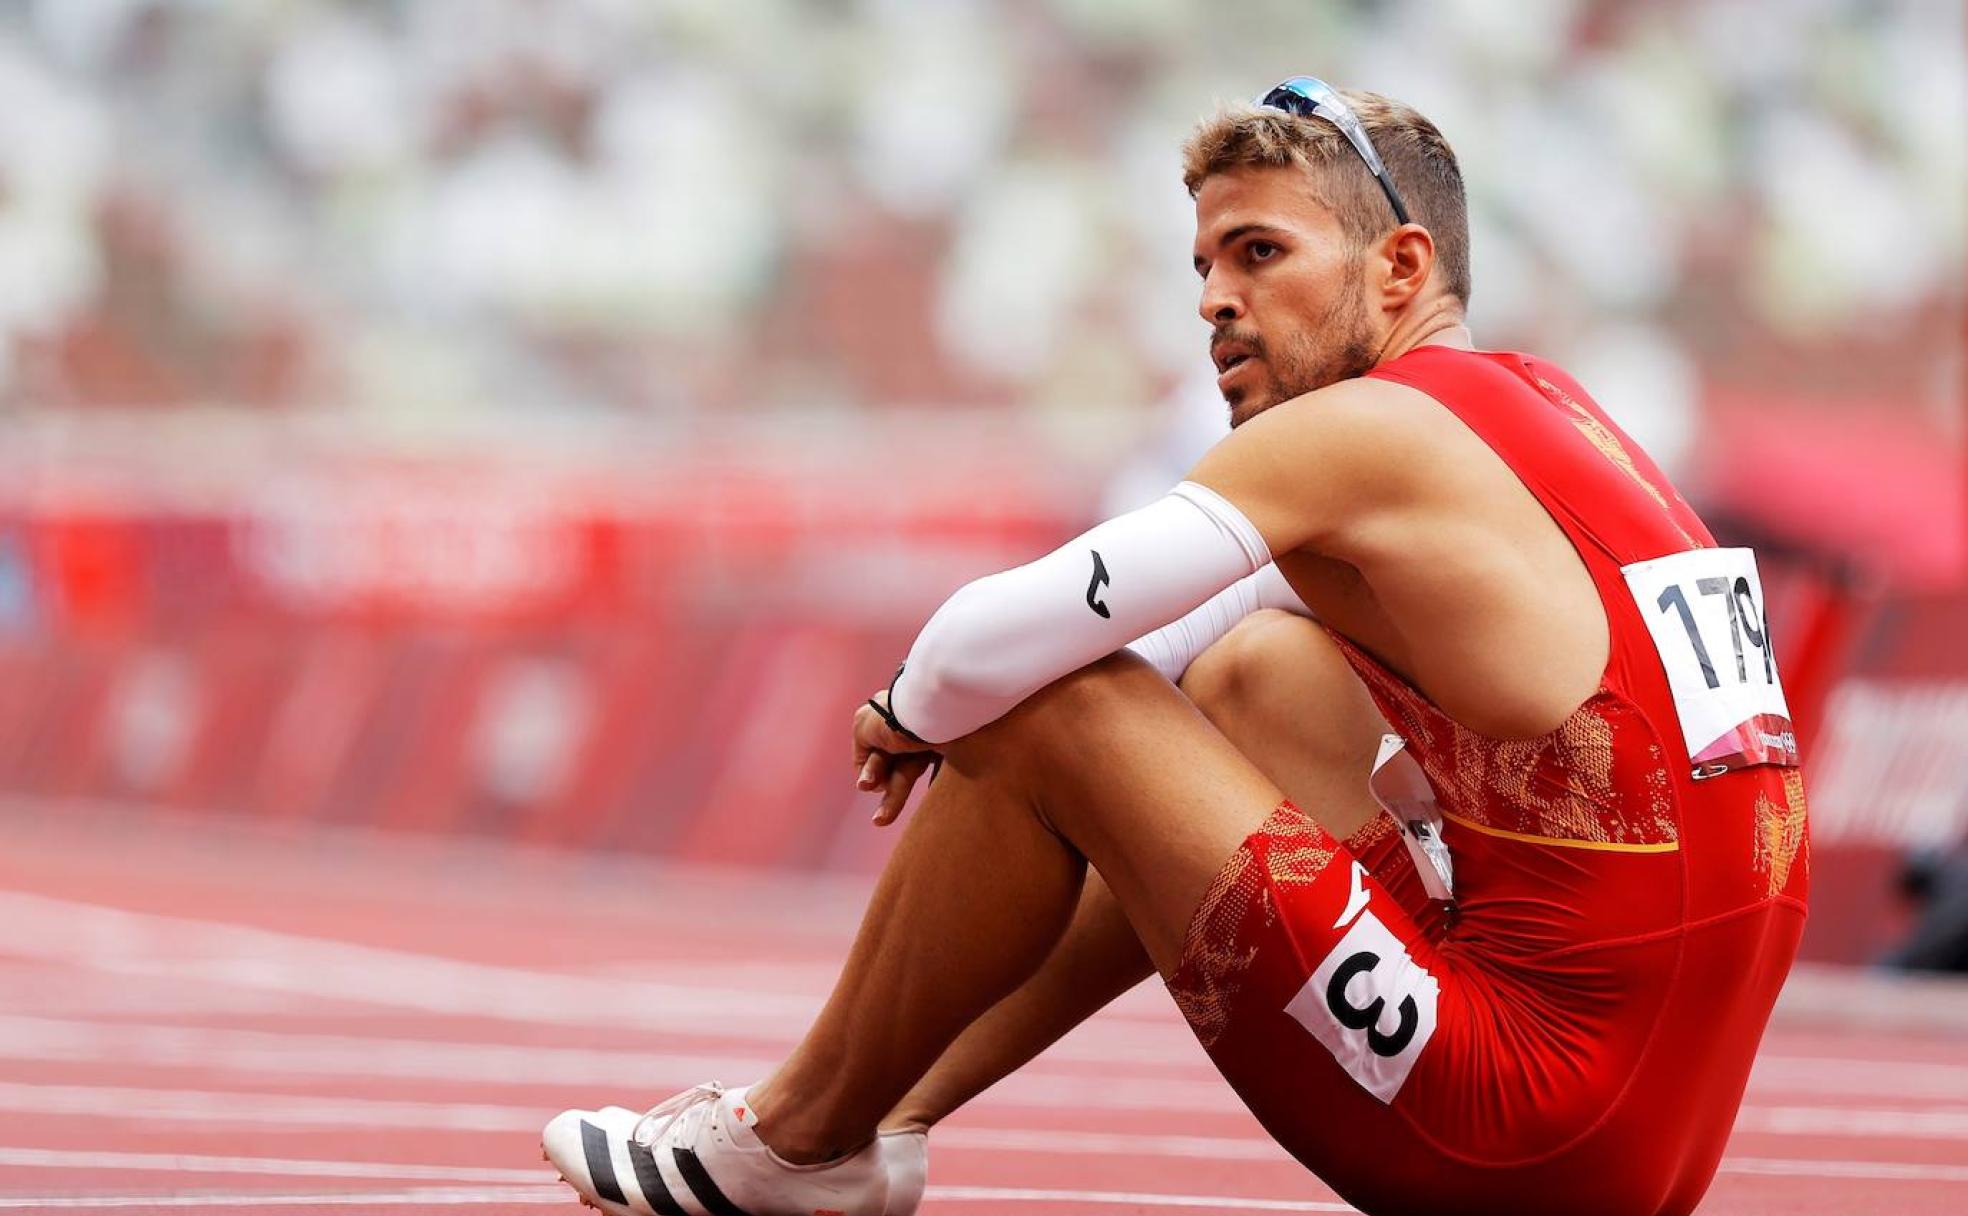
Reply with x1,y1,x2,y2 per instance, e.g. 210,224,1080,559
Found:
1184,344,1533,549
1239,372,1470,476
1186,374,1473,557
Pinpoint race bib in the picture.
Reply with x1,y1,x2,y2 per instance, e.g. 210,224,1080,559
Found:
1283,872,1440,1104
1621,547,1798,780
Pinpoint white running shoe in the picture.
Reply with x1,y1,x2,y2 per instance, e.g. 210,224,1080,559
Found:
543,1082,922,1216
876,1127,926,1215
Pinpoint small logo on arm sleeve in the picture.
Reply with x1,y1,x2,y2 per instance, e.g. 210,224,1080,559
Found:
1086,550,1111,619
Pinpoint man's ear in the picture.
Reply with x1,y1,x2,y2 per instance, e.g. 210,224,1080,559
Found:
1378,223,1436,308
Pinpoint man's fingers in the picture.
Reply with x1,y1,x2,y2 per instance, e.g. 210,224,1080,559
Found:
858,751,889,791
872,754,932,827
875,767,912,826
854,690,938,823
852,704,879,769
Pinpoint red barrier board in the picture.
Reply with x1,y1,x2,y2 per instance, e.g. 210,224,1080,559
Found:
0,484,1961,962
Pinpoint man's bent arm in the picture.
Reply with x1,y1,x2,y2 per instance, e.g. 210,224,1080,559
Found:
887,482,1269,744
1125,563,1311,684
887,378,1415,744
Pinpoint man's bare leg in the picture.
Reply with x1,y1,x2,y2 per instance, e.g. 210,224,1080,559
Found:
881,612,1389,1132
743,650,1291,1163
875,869,1149,1134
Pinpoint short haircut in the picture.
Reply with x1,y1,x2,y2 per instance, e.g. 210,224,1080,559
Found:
1182,91,1471,306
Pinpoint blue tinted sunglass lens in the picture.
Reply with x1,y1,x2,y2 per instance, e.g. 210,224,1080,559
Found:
1261,82,1316,114
1253,76,1411,226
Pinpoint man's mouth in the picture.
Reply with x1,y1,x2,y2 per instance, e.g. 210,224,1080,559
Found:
1214,346,1259,392
1211,339,1260,376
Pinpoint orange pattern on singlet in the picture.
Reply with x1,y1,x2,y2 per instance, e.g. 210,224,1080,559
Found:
1327,632,1680,852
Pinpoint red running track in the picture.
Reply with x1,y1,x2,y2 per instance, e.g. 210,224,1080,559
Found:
0,802,1963,1215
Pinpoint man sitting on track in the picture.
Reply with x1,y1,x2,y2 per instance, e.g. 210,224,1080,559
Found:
545,77,1810,1216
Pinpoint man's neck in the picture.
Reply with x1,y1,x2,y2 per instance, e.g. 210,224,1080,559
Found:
1372,301,1473,368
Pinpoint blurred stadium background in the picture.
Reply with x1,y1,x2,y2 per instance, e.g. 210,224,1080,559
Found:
0,0,1961,972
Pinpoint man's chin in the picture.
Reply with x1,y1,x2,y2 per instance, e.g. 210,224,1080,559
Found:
1225,389,1273,428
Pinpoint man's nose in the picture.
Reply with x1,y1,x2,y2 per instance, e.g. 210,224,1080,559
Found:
1198,271,1244,326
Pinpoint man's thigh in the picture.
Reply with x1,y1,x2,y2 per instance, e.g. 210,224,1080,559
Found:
1166,800,1483,1213
1167,800,1682,1216
948,611,1412,985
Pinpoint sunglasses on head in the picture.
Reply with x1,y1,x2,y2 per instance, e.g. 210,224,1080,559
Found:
1258,76,1412,227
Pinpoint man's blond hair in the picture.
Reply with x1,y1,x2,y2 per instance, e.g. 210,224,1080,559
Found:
1182,91,1471,306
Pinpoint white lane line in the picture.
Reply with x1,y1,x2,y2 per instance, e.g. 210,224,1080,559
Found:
0,893,1202,1067
0,892,822,1034
944,1117,1968,1154
0,1015,785,1097
0,1082,546,1133
3,1080,1967,1153
1732,1105,1968,1138
7,1012,1957,1109
1749,1055,1968,1100
0,1188,1361,1212
5,1170,1968,1213
0,1148,1347,1211
6,891,1960,1090
0,1182,1356,1213
0,1016,1235,1114
927,1191,1349,1211
0,1188,570,1209
8,1013,1964,1120
0,965,299,1020
1,1141,1964,1196
1721,1156,1968,1183
937,1127,1288,1161
0,1079,1244,1132
0,1147,544,1182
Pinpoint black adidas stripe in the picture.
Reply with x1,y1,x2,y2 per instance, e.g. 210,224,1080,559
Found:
627,1141,685,1215
674,1146,757,1216
579,1120,627,1205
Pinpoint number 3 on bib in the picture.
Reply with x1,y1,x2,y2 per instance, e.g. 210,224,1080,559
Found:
1622,547,1799,780
1283,862,1441,1103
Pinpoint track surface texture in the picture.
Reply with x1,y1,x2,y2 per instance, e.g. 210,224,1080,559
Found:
1,805,1963,1215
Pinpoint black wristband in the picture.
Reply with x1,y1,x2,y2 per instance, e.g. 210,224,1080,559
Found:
868,663,929,745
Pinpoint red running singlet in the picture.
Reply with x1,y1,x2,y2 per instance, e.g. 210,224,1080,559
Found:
1167,346,1808,1216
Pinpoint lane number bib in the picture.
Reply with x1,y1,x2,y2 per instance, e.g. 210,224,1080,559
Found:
1621,547,1798,779
1284,861,1440,1104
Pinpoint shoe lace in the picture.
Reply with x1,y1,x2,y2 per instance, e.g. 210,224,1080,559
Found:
632,1082,724,1148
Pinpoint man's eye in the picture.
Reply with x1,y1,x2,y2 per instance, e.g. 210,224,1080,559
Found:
1249,241,1279,262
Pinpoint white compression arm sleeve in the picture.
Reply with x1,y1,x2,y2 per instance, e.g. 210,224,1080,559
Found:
1124,562,1312,684
888,482,1270,744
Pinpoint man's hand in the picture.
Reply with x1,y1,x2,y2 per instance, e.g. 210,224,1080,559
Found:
855,692,941,827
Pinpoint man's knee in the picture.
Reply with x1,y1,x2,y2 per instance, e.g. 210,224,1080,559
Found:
947,651,1160,765
1179,611,1322,719
1179,611,1384,754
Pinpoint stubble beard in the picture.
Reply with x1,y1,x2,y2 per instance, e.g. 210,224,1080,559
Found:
1225,273,1379,428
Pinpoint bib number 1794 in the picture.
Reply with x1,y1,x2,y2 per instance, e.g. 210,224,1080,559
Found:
1622,548,1799,779
1654,576,1773,690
